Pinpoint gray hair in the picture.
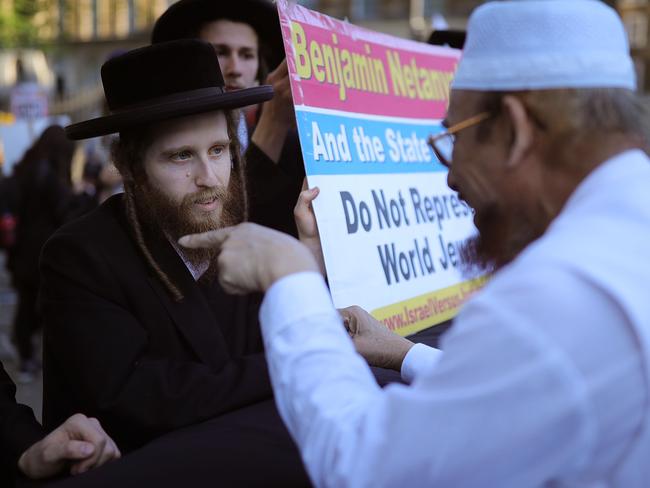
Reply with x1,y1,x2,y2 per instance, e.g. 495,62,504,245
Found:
475,88,649,163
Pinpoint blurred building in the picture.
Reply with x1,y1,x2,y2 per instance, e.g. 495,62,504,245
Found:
48,0,173,122
308,0,482,39
0,1,174,122
313,0,620,39
619,0,650,91
11,0,472,122
0,0,639,124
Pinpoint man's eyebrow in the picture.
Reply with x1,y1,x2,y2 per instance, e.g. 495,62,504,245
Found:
161,145,193,155
161,139,230,155
212,138,231,146
212,43,255,52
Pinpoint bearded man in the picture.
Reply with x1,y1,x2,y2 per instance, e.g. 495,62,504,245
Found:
180,0,650,486
38,40,309,486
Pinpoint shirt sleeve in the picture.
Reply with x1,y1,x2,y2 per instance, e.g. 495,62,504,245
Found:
400,343,443,383
260,272,595,488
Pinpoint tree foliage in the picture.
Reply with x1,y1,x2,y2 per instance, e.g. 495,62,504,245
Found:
0,0,47,47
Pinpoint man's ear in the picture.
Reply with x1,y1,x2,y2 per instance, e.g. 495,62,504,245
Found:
502,95,534,169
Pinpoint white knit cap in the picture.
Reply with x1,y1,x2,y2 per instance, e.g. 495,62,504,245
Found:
452,0,637,91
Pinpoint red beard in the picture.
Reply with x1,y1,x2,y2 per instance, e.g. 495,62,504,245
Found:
134,172,245,273
467,201,543,273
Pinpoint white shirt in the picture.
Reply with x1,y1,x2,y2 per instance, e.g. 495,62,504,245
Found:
400,342,442,383
169,238,208,281
258,149,650,487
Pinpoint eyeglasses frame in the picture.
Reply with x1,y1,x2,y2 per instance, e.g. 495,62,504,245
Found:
427,111,492,168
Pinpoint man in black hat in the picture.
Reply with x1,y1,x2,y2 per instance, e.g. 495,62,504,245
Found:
39,39,308,486
152,0,304,236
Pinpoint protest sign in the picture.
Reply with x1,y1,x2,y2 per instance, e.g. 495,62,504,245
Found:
10,82,49,120
278,1,486,336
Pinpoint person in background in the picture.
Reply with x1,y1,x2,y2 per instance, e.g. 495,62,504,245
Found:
180,1,650,485
8,126,75,383
152,0,304,236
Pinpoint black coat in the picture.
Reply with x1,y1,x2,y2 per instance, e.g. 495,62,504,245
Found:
246,133,304,237
40,195,278,453
0,362,43,486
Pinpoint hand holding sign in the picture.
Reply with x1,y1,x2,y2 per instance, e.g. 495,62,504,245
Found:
340,305,414,371
251,59,295,163
179,223,319,293
294,180,326,276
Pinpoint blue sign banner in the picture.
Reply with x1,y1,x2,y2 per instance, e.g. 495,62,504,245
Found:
296,108,447,175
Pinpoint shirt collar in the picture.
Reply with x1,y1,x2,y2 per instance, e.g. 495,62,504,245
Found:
168,236,209,281
563,148,648,214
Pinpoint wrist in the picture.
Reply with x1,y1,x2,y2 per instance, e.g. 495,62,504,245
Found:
301,239,326,276
263,249,319,291
389,339,415,371
251,111,290,164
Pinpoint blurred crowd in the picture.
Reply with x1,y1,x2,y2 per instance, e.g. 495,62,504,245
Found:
0,126,121,382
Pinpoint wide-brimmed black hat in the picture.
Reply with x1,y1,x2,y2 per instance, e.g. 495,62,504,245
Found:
428,29,466,49
65,40,273,140
151,0,284,70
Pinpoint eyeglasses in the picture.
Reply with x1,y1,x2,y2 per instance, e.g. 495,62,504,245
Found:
428,112,492,168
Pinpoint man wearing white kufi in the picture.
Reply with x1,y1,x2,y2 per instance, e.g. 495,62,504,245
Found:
178,1,650,486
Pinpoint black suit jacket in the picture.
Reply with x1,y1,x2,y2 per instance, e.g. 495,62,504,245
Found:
0,363,43,486
40,195,275,452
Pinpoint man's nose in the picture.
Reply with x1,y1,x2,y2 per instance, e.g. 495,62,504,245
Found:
223,54,242,77
194,159,222,188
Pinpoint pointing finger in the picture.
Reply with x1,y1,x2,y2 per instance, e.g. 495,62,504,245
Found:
178,227,233,250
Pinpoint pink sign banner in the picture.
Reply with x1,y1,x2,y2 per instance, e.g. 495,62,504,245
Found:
278,1,460,120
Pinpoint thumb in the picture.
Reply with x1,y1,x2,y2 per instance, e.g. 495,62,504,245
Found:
295,187,319,211
342,314,358,336
179,228,232,250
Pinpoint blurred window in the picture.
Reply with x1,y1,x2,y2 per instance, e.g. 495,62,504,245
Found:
95,0,129,38
135,0,156,31
78,0,94,40
620,0,649,7
634,58,646,90
0,50,53,87
623,12,648,49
